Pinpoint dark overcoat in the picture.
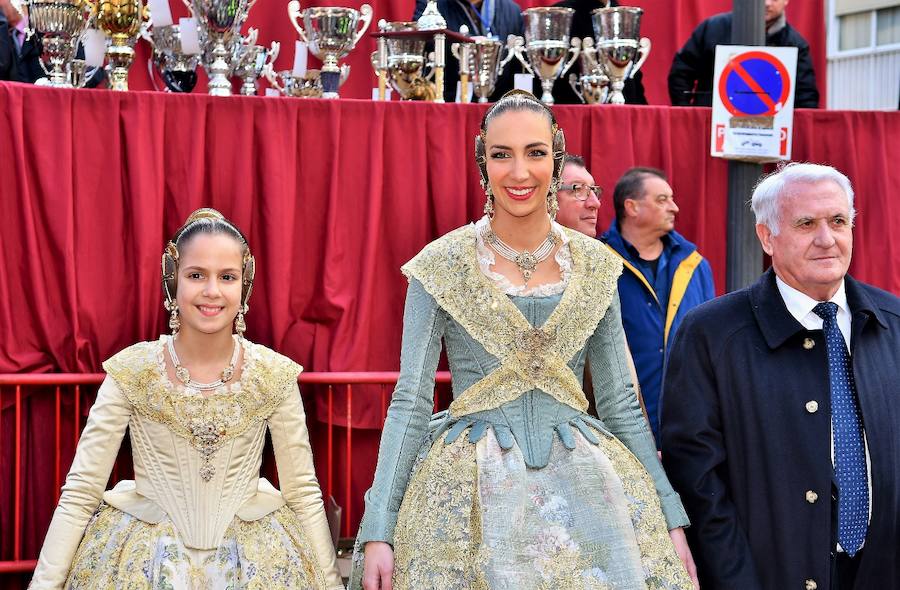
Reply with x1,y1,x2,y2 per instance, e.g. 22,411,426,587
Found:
660,269,900,590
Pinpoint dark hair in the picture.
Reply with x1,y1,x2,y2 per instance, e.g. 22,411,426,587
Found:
480,89,557,133
173,209,249,258
612,167,668,221
563,153,586,169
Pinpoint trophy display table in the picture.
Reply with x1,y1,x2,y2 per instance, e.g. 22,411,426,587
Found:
0,79,899,568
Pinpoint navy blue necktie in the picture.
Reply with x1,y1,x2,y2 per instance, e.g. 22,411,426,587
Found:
812,302,868,555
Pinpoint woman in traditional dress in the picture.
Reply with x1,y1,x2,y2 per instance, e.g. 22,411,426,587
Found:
352,91,698,590
29,209,343,590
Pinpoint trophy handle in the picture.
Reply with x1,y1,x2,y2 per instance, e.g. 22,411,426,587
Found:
352,4,373,48
628,36,651,79
244,27,259,47
561,38,580,76
267,41,280,65
262,62,284,92
568,72,586,104
497,37,515,74
508,35,532,75
339,63,350,86
287,0,308,43
450,42,460,62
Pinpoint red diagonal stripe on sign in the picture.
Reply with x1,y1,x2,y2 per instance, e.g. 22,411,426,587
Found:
731,59,777,112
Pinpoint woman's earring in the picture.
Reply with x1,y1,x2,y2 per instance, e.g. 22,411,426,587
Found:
482,181,495,219
166,302,180,334
234,305,247,337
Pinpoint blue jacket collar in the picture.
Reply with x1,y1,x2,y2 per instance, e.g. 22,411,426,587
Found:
600,220,697,265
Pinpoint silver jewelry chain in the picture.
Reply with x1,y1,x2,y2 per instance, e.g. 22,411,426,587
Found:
482,223,559,284
167,335,240,391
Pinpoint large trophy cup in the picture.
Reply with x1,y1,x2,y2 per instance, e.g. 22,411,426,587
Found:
26,0,97,87
232,28,279,96
591,6,650,105
97,0,145,90
192,0,253,95
453,36,516,103
287,1,372,99
371,20,436,101
145,21,201,92
512,7,579,105
568,37,608,104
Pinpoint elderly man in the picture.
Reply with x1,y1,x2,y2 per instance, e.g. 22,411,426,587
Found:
556,154,602,237
601,167,715,445
668,0,819,108
661,163,900,589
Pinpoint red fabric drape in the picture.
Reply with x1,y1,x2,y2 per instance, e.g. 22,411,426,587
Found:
2,82,897,570
120,0,824,106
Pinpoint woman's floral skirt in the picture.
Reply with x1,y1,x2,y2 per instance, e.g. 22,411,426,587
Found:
64,504,328,590
386,428,692,590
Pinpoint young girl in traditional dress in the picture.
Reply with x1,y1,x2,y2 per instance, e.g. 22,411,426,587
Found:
30,209,343,590
352,91,698,590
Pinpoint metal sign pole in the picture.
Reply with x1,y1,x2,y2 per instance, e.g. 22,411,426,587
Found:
726,0,766,292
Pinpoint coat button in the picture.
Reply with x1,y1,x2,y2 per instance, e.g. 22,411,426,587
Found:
803,338,815,350
806,401,819,413
805,580,817,590
806,490,818,503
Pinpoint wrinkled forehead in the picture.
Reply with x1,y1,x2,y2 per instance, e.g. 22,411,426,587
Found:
562,164,594,184
779,179,851,218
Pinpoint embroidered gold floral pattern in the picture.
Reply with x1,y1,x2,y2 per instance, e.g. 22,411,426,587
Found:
402,224,622,417
102,338,301,481
66,503,328,589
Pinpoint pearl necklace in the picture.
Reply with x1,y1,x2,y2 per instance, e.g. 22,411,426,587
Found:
167,335,241,391
482,223,559,284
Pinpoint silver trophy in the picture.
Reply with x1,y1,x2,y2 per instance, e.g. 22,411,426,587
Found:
568,37,608,104
232,28,279,96
263,64,348,98
371,20,436,101
511,7,579,105
452,35,516,103
192,0,253,96
591,6,650,105
144,21,201,92
26,0,97,87
287,1,373,98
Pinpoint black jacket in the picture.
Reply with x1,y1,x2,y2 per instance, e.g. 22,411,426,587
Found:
0,12,16,81
668,11,819,108
661,269,900,590
413,0,524,102
550,0,646,104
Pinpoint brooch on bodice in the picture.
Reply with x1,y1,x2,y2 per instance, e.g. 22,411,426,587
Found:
515,328,554,377
189,418,227,481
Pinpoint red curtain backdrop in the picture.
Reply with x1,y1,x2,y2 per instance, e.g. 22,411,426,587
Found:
1,82,896,568
121,0,824,106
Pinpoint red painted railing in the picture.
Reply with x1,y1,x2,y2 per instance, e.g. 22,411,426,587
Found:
0,371,451,577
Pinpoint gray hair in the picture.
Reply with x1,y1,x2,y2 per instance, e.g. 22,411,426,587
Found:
750,162,856,235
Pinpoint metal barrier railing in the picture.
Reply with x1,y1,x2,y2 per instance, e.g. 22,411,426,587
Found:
0,371,451,576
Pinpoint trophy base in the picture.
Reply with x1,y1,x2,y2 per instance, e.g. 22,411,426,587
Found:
321,70,341,98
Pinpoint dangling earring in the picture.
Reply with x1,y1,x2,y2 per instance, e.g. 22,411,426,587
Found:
234,305,247,338
166,302,180,334
482,181,495,219
547,179,560,220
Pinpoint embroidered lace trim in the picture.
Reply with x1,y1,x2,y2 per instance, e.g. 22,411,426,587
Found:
402,224,622,417
103,339,302,480
473,215,572,297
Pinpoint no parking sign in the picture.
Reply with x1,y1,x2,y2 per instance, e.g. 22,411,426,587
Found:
710,46,797,162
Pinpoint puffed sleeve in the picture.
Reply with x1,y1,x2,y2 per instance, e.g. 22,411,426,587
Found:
29,377,132,589
587,293,690,530
268,382,344,590
356,278,446,545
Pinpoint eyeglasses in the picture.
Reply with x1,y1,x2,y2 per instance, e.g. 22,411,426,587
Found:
559,182,603,201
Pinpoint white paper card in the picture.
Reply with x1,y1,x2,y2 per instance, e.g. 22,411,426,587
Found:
265,88,280,97
513,73,534,93
292,41,308,77
81,29,106,68
179,18,201,55
148,0,173,27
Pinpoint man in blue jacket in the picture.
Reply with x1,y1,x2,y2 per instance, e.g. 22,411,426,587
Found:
601,167,715,446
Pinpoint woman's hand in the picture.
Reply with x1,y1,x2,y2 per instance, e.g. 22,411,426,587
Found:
669,527,699,589
362,541,394,590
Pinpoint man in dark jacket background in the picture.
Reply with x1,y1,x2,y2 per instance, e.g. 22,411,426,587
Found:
600,167,715,446
661,163,900,589
668,0,819,108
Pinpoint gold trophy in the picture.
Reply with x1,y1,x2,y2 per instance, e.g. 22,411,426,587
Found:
97,0,146,90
